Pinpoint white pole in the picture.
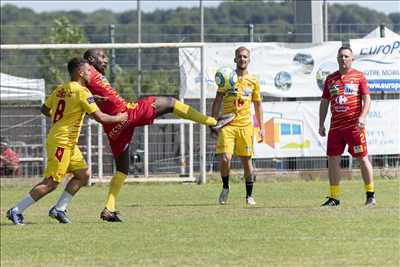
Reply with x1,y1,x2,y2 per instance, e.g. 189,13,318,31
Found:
97,123,103,181
40,92,47,168
189,122,194,179
199,0,206,184
180,123,186,176
324,0,328,42
144,125,149,177
199,46,206,184
312,0,324,44
1,42,205,50
86,120,92,185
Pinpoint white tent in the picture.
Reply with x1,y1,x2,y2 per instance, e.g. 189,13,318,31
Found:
0,73,45,102
363,26,400,39
0,73,47,164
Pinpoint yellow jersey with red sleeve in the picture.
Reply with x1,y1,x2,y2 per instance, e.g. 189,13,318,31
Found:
217,73,261,127
44,81,99,149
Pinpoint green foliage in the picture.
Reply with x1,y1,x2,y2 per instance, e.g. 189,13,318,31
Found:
40,17,88,93
1,3,399,96
111,63,137,100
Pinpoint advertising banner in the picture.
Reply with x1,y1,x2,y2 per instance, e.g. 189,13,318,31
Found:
252,100,400,158
179,42,342,98
350,37,400,93
179,38,399,98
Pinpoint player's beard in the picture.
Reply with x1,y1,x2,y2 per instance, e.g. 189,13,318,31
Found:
237,65,246,71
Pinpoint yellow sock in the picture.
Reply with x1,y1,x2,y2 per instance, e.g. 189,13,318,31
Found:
330,185,340,199
365,183,374,193
105,171,127,212
173,100,217,126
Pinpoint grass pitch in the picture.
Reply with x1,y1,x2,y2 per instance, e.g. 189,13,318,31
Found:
1,178,399,267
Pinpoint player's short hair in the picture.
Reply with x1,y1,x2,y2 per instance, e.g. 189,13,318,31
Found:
83,49,100,60
235,46,250,57
67,57,88,76
338,46,353,54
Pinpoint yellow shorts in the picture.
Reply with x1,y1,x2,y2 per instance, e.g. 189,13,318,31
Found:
216,124,254,157
44,145,87,182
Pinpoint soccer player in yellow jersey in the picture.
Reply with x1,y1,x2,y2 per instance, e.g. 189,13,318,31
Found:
211,46,264,206
6,58,127,225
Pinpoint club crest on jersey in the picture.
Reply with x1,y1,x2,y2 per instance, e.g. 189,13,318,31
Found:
344,84,359,95
87,96,95,104
242,88,253,99
55,147,65,162
329,84,340,95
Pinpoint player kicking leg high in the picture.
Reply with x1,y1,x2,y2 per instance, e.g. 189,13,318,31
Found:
83,49,235,222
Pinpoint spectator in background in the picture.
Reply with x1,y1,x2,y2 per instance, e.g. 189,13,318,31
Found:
0,139,20,177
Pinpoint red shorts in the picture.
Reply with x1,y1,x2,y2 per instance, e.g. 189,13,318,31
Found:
104,96,157,157
327,127,368,157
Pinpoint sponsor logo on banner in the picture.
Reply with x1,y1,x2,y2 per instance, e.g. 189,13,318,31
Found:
344,84,359,95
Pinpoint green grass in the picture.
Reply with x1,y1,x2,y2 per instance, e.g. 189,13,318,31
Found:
1,178,399,267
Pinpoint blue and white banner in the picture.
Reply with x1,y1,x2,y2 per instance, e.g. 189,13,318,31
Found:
252,100,400,158
179,38,399,98
350,37,400,93
179,42,342,98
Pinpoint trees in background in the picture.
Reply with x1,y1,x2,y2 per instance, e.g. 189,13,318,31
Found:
1,3,399,97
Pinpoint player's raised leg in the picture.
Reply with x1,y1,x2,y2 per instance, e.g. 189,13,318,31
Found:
155,97,235,130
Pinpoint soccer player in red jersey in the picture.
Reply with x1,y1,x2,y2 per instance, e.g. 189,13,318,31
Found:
83,49,235,222
319,46,375,207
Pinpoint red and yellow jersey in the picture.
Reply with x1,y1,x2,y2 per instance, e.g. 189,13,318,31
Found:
44,81,99,148
322,68,369,131
218,73,261,127
87,65,127,115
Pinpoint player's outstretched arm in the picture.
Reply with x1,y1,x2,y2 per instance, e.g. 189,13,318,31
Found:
90,111,127,124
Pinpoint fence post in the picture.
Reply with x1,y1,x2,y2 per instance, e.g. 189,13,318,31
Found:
86,120,92,185
379,24,385,38
248,24,254,42
108,24,116,87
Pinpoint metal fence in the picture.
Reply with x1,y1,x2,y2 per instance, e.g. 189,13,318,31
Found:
1,21,399,180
